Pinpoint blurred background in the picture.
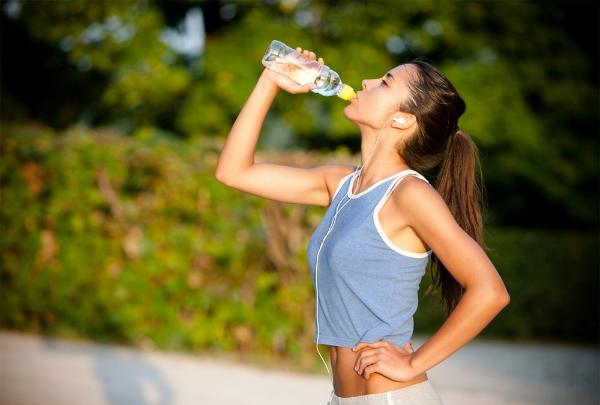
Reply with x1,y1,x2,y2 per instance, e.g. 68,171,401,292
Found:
0,0,598,402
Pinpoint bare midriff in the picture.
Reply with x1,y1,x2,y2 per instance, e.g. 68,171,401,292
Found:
329,345,428,398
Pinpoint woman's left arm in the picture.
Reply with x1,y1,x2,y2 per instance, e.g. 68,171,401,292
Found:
397,177,510,377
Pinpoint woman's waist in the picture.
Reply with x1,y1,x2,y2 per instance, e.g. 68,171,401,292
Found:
329,345,428,397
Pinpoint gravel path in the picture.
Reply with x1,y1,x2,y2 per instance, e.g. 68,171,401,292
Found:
0,330,597,405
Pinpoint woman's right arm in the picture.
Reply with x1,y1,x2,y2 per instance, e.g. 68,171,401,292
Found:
215,49,355,207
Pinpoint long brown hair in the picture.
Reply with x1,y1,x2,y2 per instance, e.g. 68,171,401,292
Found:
396,57,488,316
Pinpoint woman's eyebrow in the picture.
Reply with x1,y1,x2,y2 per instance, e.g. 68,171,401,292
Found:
385,72,395,82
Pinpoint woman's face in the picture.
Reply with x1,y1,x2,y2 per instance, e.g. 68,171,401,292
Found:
343,64,416,129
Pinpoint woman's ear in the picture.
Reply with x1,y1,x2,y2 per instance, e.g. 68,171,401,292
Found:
391,114,416,129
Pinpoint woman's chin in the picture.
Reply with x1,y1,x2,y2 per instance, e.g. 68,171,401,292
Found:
342,105,356,122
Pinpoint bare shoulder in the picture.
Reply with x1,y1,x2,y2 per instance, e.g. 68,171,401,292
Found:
390,174,468,260
390,175,447,220
395,174,437,198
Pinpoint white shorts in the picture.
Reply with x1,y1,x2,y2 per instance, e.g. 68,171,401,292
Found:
326,380,444,405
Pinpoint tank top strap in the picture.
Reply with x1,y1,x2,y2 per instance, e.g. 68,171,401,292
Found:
331,166,361,203
379,169,429,203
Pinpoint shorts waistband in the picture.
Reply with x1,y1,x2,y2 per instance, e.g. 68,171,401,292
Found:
328,380,443,405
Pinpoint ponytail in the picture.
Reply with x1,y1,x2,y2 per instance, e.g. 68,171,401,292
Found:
429,129,488,315
395,58,488,316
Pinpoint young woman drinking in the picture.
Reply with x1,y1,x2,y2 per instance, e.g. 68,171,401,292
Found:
216,47,510,405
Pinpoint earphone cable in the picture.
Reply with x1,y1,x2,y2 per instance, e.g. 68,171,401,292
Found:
314,114,397,391
353,115,397,195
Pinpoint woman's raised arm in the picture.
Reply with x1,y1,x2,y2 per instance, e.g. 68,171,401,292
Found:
215,49,354,206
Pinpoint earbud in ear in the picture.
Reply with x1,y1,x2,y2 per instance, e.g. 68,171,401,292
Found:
393,117,407,124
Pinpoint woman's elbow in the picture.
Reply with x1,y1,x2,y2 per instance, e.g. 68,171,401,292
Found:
498,291,510,307
492,285,511,308
469,283,510,308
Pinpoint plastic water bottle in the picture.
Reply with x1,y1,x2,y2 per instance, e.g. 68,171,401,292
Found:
261,40,357,101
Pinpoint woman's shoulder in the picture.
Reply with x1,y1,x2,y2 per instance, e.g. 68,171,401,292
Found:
389,174,451,227
391,174,436,204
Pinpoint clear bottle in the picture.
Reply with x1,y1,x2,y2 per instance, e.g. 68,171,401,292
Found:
261,40,356,101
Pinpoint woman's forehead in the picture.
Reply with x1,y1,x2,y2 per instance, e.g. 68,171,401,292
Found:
389,64,417,83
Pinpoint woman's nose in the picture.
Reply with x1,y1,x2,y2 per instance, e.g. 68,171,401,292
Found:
362,80,368,91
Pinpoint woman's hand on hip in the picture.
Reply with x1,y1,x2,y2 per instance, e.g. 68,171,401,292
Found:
352,339,419,382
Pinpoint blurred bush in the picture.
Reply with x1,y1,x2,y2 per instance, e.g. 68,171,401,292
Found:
1,123,596,373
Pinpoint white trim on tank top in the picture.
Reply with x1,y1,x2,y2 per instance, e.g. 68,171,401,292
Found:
372,170,433,258
330,170,356,203
347,168,410,199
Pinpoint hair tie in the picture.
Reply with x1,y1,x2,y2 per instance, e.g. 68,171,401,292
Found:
448,127,459,146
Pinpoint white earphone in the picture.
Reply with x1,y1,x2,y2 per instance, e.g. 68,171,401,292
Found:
392,116,407,124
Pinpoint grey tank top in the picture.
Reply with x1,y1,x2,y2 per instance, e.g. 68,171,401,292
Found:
306,167,432,349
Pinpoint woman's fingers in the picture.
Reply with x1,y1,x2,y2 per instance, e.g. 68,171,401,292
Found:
302,49,313,59
355,353,379,376
295,46,322,63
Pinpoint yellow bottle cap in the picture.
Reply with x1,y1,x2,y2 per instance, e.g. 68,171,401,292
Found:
337,84,357,101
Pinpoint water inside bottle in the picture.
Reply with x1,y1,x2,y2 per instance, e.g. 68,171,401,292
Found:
268,50,322,86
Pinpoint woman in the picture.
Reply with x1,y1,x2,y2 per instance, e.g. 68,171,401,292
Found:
215,47,510,405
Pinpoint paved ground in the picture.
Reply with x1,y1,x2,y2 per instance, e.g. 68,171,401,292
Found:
0,330,597,405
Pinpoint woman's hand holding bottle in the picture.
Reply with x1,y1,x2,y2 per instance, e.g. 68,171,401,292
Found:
261,47,325,94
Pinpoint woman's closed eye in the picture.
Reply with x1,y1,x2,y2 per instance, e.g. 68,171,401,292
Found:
380,79,388,87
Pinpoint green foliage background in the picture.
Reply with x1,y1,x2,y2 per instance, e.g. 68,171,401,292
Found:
3,0,597,228
1,125,597,373
0,0,598,372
